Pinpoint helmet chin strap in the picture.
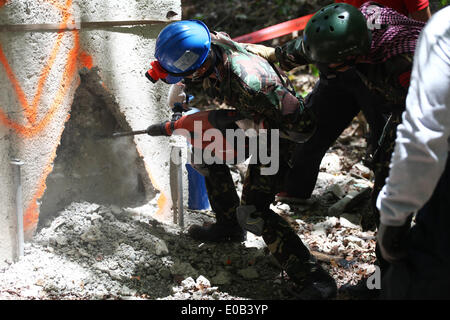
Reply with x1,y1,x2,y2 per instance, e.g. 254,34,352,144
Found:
191,46,220,82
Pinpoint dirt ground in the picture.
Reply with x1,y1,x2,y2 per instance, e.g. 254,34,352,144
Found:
0,115,378,300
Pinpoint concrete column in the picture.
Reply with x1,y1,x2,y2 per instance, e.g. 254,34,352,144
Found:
0,0,181,266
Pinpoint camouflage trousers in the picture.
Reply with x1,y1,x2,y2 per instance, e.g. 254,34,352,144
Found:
202,137,317,283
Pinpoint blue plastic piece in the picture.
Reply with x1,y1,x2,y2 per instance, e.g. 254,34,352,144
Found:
155,20,211,75
186,163,210,210
184,108,210,210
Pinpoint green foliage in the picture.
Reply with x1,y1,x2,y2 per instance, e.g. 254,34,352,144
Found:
274,0,308,19
440,0,448,7
309,64,320,77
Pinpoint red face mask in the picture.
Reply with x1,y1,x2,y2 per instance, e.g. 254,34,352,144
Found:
145,61,183,84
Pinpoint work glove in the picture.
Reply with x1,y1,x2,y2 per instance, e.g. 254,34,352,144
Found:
167,82,188,109
146,122,170,137
243,43,277,63
377,214,413,264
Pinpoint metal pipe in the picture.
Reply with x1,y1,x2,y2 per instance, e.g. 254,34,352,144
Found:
176,147,184,228
170,148,178,225
0,19,178,32
10,159,24,260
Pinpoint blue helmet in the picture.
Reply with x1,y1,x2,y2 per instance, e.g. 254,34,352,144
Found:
155,20,211,76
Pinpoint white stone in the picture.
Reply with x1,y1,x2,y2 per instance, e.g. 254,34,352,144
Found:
320,153,342,174
154,239,169,256
181,277,196,290
196,275,211,289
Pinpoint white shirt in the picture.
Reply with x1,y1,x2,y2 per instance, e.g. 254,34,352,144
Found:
376,6,450,226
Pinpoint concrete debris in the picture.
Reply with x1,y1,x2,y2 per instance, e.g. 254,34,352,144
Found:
0,113,379,299
154,239,169,256
320,153,342,174
196,275,211,289
325,184,345,199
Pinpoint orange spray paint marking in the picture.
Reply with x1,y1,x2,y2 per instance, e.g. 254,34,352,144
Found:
0,0,75,133
79,51,93,70
135,148,170,217
0,45,31,114
0,0,8,8
23,31,80,231
29,12,73,123
0,0,82,234
0,29,79,137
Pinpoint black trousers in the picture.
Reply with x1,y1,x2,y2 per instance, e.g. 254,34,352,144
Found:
381,154,450,299
284,70,399,273
284,70,388,199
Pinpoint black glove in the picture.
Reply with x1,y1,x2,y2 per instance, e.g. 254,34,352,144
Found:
377,215,413,264
146,123,170,136
171,103,186,121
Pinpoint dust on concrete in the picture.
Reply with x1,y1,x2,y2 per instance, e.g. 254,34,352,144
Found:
38,68,153,229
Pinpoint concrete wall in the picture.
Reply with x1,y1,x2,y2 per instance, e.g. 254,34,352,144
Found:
0,0,181,266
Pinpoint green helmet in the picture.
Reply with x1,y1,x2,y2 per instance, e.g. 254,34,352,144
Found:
302,3,371,63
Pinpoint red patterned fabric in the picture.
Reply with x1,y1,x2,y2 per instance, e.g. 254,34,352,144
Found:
334,0,429,16
359,2,425,63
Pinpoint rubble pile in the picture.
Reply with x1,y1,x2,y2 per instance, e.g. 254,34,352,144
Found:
0,117,378,300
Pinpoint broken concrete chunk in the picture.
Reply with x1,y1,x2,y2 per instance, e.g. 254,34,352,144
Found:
320,153,341,174
353,163,373,179
196,275,211,289
326,184,345,199
86,204,101,214
154,239,169,256
110,205,122,215
339,216,360,229
345,235,364,246
181,277,196,290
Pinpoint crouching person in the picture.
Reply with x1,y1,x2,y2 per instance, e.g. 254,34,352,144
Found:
145,19,337,299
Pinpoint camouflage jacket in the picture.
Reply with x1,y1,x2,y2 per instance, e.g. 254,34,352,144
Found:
275,2,424,107
198,31,316,141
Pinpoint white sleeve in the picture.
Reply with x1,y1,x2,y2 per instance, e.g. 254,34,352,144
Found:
376,7,450,226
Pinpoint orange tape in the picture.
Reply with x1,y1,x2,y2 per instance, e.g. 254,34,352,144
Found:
232,13,314,44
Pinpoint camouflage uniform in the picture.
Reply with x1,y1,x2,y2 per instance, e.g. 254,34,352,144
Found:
187,31,329,287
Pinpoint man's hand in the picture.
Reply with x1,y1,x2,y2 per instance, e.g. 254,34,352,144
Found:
146,123,169,136
377,215,413,264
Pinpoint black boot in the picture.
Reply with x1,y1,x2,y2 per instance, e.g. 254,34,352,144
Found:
187,222,246,242
288,260,337,300
338,273,381,300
